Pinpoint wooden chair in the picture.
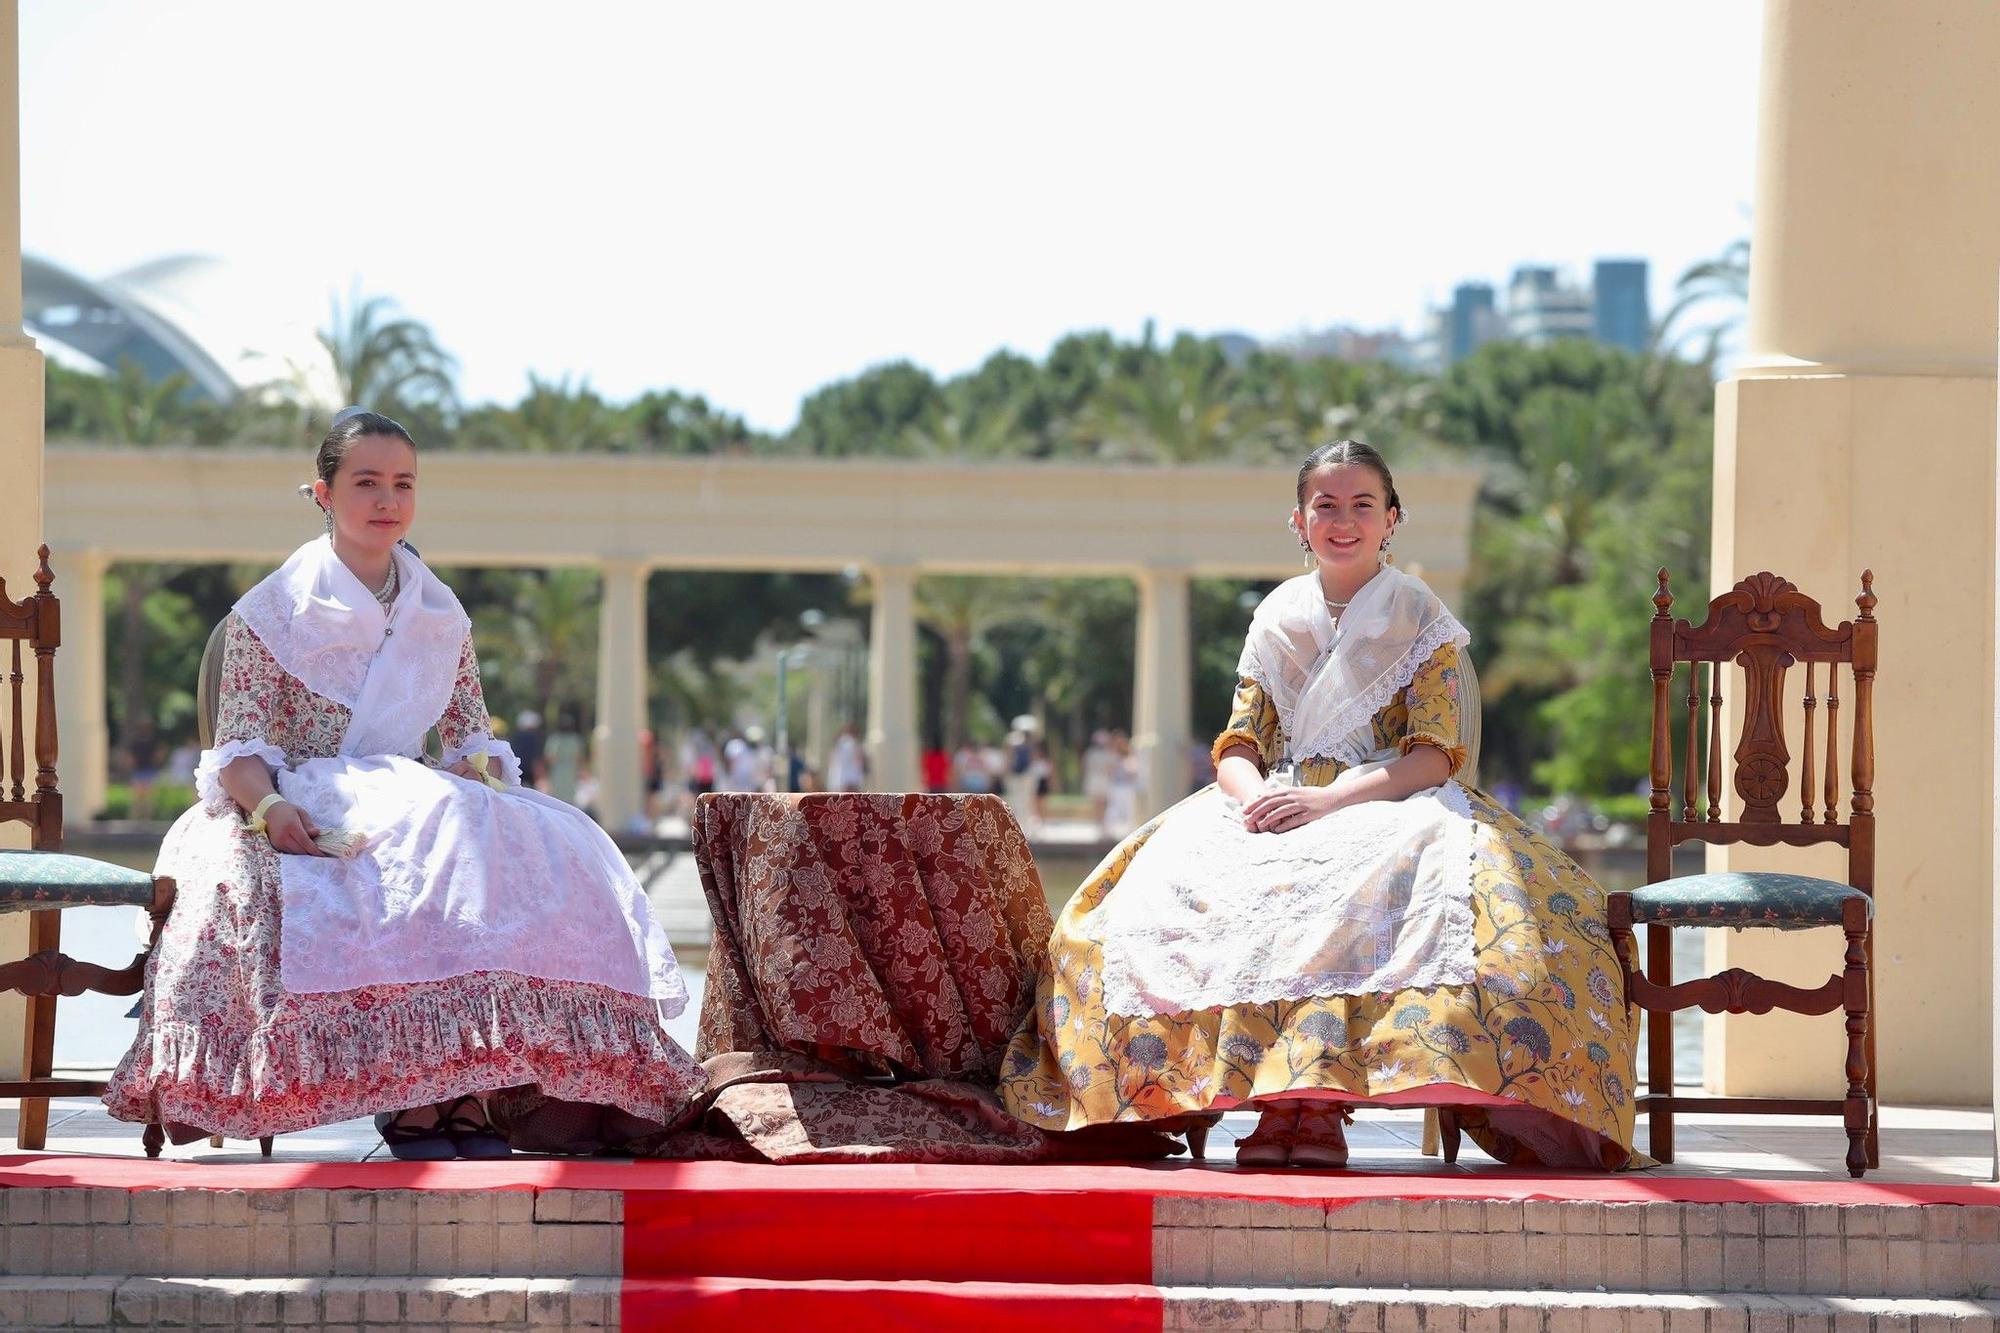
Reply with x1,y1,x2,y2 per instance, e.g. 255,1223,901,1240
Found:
1608,569,1878,1177
0,546,176,1151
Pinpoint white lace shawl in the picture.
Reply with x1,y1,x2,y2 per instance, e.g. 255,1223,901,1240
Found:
1238,565,1469,766
232,537,471,760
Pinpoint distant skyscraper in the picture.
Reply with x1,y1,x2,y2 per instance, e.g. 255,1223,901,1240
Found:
1592,259,1651,353
1505,266,1594,345
1447,283,1499,364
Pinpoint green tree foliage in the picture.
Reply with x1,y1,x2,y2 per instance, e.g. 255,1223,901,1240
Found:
788,361,944,457
1441,337,1715,794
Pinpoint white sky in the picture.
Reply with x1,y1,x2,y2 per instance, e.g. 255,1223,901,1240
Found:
22,2,1761,432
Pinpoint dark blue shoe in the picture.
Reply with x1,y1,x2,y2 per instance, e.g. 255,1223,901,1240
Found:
374,1110,456,1162
440,1095,513,1160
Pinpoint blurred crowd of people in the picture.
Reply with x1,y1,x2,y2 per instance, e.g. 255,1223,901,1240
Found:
498,710,1217,841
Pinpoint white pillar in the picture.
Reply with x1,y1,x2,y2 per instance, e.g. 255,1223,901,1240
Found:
1133,567,1193,818
1993,281,2000,1178
49,548,107,819
592,560,647,833
1707,0,2000,1104
864,564,919,791
0,0,42,1076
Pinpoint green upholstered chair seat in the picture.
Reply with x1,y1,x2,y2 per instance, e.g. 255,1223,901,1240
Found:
0,850,155,913
1627,870,1872,931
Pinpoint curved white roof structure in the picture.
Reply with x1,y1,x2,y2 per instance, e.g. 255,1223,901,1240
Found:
25,253,341,408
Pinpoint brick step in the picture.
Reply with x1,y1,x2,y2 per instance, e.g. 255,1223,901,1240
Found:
624,1276,1165,1328
0,1274,619,1330
1151,1196,1991,1300
0,1186,623,1280
18,1276,1994,1332
1156,1286,2000,1333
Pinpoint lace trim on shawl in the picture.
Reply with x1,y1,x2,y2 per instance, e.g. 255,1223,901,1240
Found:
1282,616,1469,765
193,740,288,810
104,971,705,1139
441,733,524,788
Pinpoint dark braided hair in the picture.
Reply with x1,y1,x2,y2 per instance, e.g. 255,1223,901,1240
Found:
1295,439,1403,520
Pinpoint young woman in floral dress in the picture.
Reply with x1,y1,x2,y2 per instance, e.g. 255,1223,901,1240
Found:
999,441,1637,1169
104,410,702,1158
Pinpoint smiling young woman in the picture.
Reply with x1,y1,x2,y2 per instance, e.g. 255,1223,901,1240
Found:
999,439,1639,1171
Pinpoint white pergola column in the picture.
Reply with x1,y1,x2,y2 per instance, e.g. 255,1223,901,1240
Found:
0,0,42,1076
1707,0,2000,1106
864,564,919,792
592,560,647,833
1133,566,1193,818
49,548,107,820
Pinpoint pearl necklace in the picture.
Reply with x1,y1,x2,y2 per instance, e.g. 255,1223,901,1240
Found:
371,561,399,607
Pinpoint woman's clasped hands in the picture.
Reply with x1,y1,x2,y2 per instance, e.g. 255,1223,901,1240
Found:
1239,782,1347,834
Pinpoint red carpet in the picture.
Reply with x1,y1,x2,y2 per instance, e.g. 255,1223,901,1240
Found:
624,1181,1154,1283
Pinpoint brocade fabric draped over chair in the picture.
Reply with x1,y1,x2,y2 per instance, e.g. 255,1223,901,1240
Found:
629,792,1175,1162
696,792,1051,1080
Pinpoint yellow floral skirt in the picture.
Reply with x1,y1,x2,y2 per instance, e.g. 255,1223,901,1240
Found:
997,782,1637,1169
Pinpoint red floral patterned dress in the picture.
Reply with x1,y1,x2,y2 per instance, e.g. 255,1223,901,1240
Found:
102,615,704,1143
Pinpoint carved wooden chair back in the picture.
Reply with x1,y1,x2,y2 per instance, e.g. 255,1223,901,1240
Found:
1647,568,1877,892
0,546,61,851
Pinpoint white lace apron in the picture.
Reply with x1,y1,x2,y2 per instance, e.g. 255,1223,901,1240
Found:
1097,567,1479,1019
227,538,686,1011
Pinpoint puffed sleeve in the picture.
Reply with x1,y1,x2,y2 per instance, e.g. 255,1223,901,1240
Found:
193,614,291,809
1400,642,1468,776
435,633,523,787
1211,675,1282,771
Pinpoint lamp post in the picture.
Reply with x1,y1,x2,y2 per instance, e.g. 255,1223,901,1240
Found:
775,643,813,792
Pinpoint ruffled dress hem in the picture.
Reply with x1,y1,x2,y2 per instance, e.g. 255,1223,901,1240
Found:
103,969,703,1142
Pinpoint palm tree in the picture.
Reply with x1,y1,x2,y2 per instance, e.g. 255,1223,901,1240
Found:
470,569,602,726
1082,344,1235,462
900,401,1028,459
1653,238,1750,371
911,576,1046,749
319,286,459,417
508,374,621,451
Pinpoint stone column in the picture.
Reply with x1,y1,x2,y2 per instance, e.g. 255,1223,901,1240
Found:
49,548,107,820
592,561,647,833
0,0,41,1076
1133,567,1194,817
1705,0,2000,1103
864,564,918,791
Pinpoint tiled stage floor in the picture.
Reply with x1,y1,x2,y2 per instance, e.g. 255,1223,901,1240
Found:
8,1094,1990,1184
